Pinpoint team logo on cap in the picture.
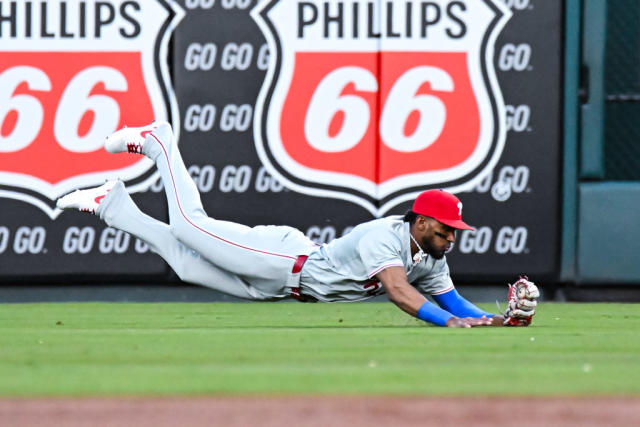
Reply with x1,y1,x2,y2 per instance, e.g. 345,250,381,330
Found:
252,0,510,216
0,0,183,219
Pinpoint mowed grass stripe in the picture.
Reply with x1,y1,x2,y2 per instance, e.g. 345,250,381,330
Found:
0,302,638,396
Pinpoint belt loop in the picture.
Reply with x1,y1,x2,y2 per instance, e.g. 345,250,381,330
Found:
291,255,309,301
292,255,308,274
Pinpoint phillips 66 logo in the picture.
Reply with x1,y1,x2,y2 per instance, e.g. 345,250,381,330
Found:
252,0,511,216
0,0,183,219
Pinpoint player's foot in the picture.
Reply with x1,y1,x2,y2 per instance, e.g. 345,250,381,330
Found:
56,180,117,215
104,121,169,158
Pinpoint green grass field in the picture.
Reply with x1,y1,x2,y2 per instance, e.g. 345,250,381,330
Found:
1,302,638,396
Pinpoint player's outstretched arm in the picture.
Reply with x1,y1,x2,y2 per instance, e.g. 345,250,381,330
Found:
376,267,491,328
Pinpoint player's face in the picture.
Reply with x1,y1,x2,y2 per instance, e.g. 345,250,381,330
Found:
422,220,456,260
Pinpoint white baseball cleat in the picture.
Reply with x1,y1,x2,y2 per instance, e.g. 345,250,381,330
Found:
56,180,117,215
104,121,169,156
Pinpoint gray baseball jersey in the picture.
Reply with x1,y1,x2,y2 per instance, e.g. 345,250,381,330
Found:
96,123,453,302
299,216,454,302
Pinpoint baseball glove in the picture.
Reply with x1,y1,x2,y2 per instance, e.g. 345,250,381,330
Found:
503,276,540,326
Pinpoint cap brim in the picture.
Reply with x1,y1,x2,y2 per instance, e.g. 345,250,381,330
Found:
436,218,475,231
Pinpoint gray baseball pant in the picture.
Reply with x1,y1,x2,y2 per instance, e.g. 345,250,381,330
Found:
98,124,315,299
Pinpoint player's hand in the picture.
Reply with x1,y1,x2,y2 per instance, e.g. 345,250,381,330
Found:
489,315,506,326
445,316,493,328
503,276,540,326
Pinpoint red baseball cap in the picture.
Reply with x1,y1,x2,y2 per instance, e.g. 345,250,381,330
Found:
412,190,474,230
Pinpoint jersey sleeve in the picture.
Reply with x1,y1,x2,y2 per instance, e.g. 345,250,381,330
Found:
357,227,405,278
414,259,455,295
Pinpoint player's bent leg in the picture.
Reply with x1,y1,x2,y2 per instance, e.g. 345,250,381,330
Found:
103,121,313,290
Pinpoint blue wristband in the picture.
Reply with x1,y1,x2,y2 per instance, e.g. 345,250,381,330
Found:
432,288,494,318
416,301,453,326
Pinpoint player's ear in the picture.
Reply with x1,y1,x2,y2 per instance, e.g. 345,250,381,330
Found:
423,216,440,232
415,215,429,231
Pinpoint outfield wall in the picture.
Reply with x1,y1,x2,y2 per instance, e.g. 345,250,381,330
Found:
561,0,640,285
0,0,627,289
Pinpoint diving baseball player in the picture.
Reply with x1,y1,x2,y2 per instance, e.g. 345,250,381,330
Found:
57,122,539,327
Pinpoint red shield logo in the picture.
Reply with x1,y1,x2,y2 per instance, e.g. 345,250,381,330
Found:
252,0,511,215
0,0,183,218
